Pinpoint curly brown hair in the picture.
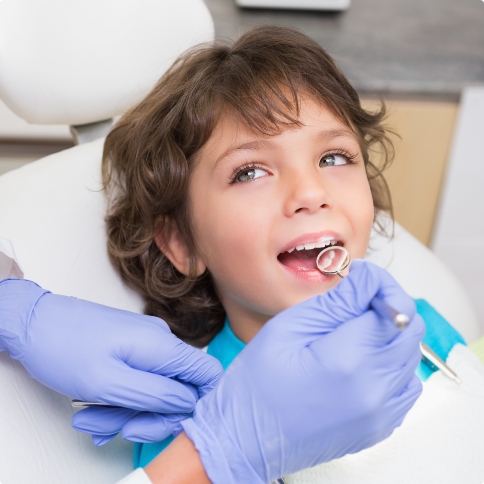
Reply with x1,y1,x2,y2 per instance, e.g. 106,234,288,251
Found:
102,25,394,347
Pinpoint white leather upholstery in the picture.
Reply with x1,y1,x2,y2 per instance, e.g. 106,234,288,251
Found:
0,138,144,313
0,0,214,125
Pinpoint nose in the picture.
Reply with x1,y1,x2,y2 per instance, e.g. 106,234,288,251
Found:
282,167,333,217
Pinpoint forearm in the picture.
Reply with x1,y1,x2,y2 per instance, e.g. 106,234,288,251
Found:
145,432,211,484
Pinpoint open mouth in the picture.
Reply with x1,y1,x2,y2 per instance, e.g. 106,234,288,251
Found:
277,238,344,272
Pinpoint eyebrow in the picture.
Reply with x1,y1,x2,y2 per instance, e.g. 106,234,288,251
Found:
215,127,358,166
316,128,357,143
215,140,273,166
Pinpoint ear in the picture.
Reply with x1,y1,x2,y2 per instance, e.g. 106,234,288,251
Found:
154,217,206,277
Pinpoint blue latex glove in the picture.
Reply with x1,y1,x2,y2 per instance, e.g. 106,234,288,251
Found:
73,407,188,445
181,260,425,484
0,278,223,445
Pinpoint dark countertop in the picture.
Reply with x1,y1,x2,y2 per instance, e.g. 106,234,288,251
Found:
204,0,484,100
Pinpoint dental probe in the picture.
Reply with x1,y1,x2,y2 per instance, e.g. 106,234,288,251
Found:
420,342,461,384
71,400,120,408
315,246,461,384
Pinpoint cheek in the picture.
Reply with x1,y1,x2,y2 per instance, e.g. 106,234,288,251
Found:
356,178,375,224
337,170,374,255
189,187,270,280
353,180,375,254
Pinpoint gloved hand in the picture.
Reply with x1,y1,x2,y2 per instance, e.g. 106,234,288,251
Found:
73,406,189,445
181,260,425,484
0,278,223,445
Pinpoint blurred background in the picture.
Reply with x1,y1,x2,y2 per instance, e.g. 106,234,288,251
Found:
0,0,483,330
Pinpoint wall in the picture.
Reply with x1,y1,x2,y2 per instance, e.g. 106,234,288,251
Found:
362,98,458,246
432,88,484,334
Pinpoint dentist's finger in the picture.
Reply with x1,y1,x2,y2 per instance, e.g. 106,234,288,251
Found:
73,406,189,443
354,375,422,453
381,346,423,399
125,329,224,398
378,314,425,365
308,309,422,368
341,259,416,322
122,412,187,443
92,433,118,446
385,375,423,430
72,406,138,435
100,365,200,413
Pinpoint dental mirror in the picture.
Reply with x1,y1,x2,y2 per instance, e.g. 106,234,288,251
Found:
316,245,351,277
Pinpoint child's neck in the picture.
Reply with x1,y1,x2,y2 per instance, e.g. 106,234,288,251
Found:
225,308,272,344
230,323,258,344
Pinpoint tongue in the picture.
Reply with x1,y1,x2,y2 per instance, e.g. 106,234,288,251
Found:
278,248,321,271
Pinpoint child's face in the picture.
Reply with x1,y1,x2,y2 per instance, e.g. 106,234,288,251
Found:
188,97,374,342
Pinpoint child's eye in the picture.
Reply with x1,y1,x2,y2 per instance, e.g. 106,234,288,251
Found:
231,164,269,184
318,154,349,167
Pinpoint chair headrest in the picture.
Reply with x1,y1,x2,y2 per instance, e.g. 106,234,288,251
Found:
0,0,214,125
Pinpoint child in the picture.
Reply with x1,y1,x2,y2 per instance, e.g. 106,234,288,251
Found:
101,25,465,470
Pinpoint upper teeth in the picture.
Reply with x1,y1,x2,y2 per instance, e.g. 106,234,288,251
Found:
287,238,337,253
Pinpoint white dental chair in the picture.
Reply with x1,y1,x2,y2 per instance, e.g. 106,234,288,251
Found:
0,1,479,483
